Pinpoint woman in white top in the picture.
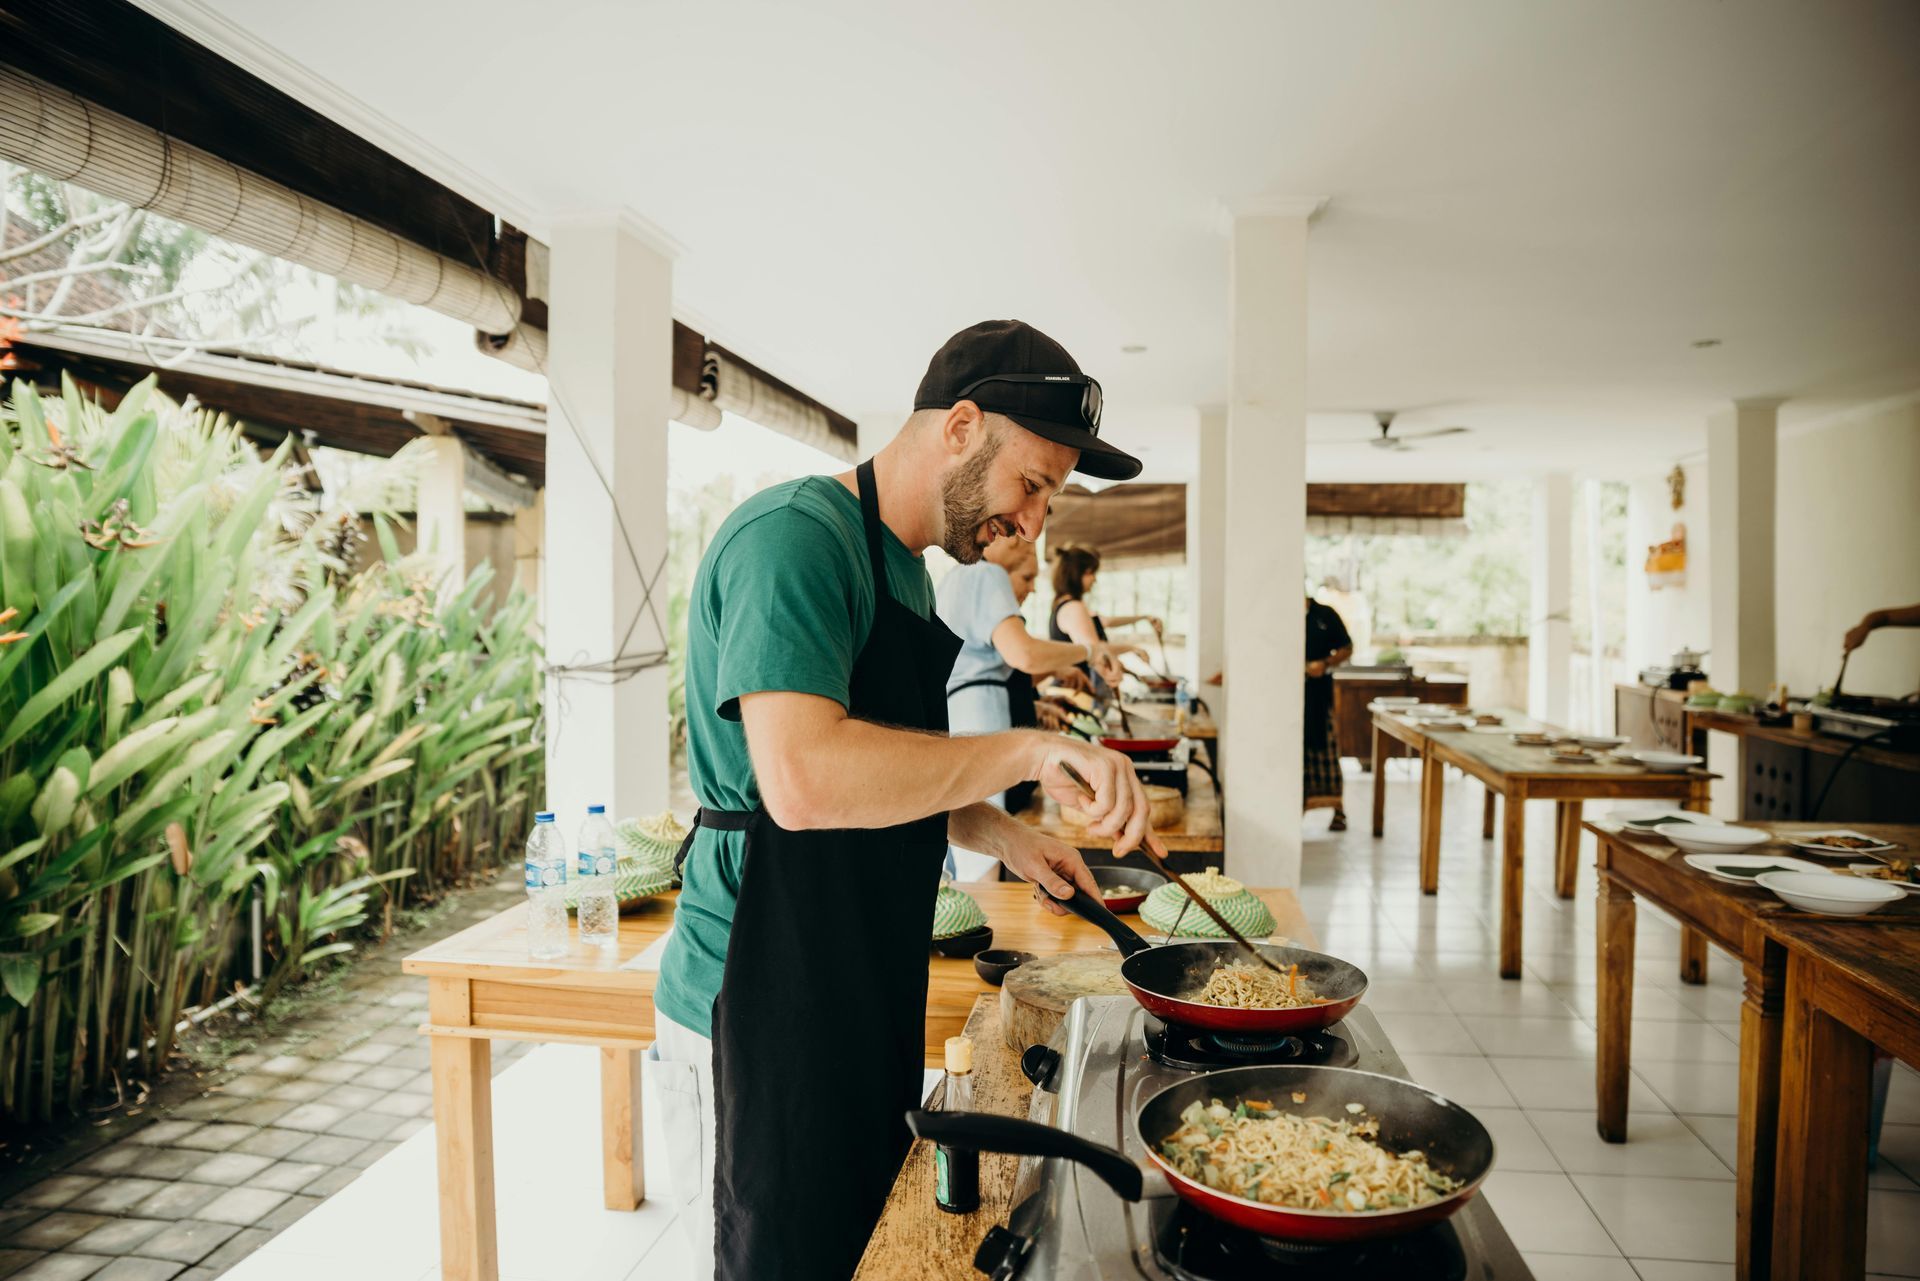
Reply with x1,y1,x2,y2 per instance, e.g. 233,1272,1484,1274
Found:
937,538,1140,879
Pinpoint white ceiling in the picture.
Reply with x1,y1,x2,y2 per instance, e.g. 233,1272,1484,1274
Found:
143,0,1920,483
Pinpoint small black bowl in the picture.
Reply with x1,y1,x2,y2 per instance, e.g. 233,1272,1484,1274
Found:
932,924,994,958
973,948,1037,986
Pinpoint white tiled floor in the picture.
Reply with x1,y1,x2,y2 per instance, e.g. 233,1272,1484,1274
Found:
227,768,1920,1279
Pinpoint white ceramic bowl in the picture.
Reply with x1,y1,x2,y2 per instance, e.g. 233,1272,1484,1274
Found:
1626,750,1704,773
1664,824,1772,855
1576,735,1630,750
1754,870,1904,916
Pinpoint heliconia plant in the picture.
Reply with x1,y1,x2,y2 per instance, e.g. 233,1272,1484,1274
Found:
0,376,543,1124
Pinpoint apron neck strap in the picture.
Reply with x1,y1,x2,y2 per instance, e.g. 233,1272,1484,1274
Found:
855,459,893,605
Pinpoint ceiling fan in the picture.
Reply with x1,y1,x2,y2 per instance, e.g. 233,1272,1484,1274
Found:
1366,411,1471,452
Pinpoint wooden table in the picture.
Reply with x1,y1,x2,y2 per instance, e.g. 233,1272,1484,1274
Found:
1371,704,1495,841
1344,673,1468,769
1590,821,1916,1280
1766,889,1920,1281
859,886,1311,1280
402,881,1303,1280
1407,709,1714,978
1014,761,1223,869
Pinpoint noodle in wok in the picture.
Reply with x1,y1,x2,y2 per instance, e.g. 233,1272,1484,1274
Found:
1193,960,1325,1009
1159,1098,1460,1212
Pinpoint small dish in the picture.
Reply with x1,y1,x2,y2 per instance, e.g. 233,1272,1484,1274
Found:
1682,852,1826,884
1091,865,1167,914
1575,735,1630,751
932,924,994,958
1782,830,1901,857
1549,749,1595,764
1625,750,1704,773
1755,871,1904,916
973,948,1037,985
1846,864,1919,894
1622,810,1714,835
1665,824,1772,855
1511,732,1556,747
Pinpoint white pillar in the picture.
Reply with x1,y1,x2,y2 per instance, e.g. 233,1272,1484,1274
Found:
1222,201,1316,889
1186,406,1227,725
1707,401,1779,695
543,213,676,823
1528,471,1573,726
414,432,468,587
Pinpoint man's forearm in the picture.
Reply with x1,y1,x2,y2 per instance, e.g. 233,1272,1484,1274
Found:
949,801,1020,858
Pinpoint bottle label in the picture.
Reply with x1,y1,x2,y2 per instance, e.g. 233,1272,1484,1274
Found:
524,859,540,890
540,862,564,887
934,1146,950,1204
577,847,617,877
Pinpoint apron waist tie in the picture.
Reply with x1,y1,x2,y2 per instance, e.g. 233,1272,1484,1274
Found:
673,805,755,879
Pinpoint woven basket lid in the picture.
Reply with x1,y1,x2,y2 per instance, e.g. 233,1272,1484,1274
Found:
564,865,673,912
617,811,688,877
1139,867,1276,939
931,883,989,940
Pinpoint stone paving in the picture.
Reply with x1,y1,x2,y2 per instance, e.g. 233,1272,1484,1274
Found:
0,871,529,1280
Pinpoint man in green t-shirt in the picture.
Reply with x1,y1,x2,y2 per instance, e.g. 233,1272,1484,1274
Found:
653,320,1160,1279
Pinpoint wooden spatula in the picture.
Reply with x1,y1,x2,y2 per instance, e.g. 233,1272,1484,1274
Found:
1057,761,1286,977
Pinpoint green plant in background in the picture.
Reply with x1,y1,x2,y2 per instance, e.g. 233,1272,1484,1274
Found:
0,376,542,1123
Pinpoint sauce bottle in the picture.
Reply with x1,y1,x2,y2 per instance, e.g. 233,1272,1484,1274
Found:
933,1034,979,1214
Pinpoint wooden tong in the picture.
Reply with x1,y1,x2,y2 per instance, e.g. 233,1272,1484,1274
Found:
1057,761,1285,977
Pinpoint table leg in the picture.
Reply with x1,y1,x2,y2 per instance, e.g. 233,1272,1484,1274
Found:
1772,952,1872,1281
600,1047,646,1210
1499,790,1525,979
1679,927,1709,985
1554,801,1583,899
431,1035,498,1281
1595,875,1635,1141
1736,942,1784,1281
1419,749,1445,895
1482,788,1496,839
1371,725,1388,838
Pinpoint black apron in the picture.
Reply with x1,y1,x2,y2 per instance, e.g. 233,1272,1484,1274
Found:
676,459,961,1281
1048,595,1109,695
947,670,1038,812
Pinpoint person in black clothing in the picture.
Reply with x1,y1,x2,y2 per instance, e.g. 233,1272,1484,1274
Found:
1305,596,1354,829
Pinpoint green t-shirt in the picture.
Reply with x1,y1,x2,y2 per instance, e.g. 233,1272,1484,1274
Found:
656,475,936,1037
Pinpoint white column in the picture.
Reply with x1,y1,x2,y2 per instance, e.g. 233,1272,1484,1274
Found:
414,432,468,586
543,213,676,823
1706,401,1779,695
1222,201,1316,888
1528,471,1573,726
1186,406,1227,726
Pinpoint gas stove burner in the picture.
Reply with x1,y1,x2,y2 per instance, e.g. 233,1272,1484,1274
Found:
1152,1200,1468,1280
1145,1018,1358,1072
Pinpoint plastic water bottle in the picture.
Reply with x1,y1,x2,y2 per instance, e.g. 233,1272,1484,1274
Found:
1175,678,1193,729
525,812,569,959
576,804,619,948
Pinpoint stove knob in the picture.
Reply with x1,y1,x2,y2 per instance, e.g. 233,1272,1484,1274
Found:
973,1225,1030,1279
1019,1044,1061,1091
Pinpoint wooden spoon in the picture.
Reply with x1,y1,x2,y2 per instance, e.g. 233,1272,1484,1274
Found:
1057,761,1287,977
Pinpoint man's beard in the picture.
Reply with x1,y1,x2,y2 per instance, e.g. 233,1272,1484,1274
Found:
939,431,1008,563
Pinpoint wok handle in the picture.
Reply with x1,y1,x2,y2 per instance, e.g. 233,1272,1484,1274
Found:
1059,887,1153,957
905,1110,1143,1202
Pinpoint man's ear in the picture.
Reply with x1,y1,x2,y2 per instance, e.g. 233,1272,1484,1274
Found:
940,401,984,457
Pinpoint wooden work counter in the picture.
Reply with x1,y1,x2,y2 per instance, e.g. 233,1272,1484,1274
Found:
860,886,1311,1280
1339,672,1468,767
403,881,1304,1280
1589,820,1917,1280
1013,761,1223,868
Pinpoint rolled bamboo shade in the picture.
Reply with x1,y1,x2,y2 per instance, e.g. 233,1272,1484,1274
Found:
0,66,522,337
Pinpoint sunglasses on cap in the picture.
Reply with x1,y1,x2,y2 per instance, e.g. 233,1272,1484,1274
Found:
952,373,1103,436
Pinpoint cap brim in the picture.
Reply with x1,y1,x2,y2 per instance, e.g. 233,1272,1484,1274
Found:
1007,416,1143,482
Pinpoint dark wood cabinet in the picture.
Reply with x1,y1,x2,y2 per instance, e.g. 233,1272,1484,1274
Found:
1334,674,1469,767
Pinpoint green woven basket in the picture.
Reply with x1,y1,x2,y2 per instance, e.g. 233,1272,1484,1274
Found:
616,812,688,879
931,883,989,940
565,866,674,914
1139,870,1276,939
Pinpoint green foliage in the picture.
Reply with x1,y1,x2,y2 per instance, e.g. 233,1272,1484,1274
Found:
0,377,543,1124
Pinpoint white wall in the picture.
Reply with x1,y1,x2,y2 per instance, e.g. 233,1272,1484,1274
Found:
1774,398,1920,699
1624,462,1712,672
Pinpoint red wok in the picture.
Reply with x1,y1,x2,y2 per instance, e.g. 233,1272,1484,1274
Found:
910,1064,1494,1244
1062,887,1367,1036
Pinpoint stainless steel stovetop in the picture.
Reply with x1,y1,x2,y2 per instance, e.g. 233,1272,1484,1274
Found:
974,996,1531,1281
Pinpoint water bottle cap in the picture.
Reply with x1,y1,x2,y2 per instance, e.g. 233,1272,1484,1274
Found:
587,804,606,814
535,811,555,823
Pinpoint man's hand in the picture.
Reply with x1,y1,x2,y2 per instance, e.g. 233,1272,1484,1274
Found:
1305,659,1328,678
1026,734,1157,857
1090,641,1147,686
1843,611,1883,654
1051,668,1092,693
1034,700,1074,732
998,823,1101,916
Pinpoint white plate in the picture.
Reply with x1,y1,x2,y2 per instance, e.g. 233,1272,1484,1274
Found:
1625,749,1704,772
1575,735,1630,750
1371,696,1419,707
1665,824,1773,855
1756,870,1905,916
1683,853,1827,885
1406,704,1458,716
1782,830,1902,857
1467,725,1510,735
1622,810,1714,837
1846,864,1919,895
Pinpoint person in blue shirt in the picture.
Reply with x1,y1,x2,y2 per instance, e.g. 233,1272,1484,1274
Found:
937,537,1141,877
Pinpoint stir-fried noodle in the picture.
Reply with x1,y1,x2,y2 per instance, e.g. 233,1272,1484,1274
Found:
1193,960,1324,1009
1160,1099,1460,1211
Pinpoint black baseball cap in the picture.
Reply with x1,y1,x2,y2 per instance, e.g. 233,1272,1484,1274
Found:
913,320,1142,481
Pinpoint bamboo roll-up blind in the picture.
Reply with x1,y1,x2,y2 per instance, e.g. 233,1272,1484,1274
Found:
703,349,854,461
0,66,522,337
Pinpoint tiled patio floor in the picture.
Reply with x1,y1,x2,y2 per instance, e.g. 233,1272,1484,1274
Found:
0,871,529,1281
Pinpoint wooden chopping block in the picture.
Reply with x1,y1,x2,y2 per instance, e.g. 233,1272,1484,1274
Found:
1059,783,1183,830
999,950,1131,1051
